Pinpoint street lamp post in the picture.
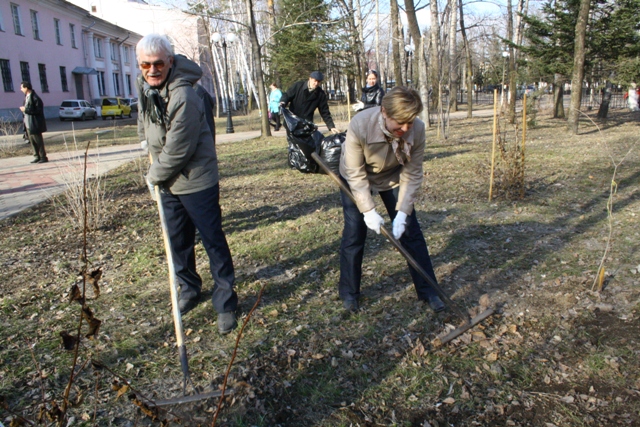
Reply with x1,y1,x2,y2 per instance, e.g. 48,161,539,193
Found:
500,50,509,109
212,32,236,134
404,43,415,87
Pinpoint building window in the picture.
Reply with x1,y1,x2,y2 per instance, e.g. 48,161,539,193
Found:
97,71,106,96
91,5,97,13
54,19,62,45
30,10,40,40
11,3,23,36
69,24,76,48
94,38,103,58
20,61,30,83
0,7,5,32
123,46,130,64
0,59,14,92
60,66,68,92
110,42,118,61
126,74,132,95
113,72,120,96
38,63,48,92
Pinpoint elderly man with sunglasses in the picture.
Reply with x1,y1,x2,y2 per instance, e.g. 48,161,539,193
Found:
136,33,238,335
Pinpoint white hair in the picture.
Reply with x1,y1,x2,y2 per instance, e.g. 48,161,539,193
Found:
136,33,174,60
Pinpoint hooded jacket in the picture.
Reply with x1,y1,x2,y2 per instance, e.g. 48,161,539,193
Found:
339,106,425,215
137,54,218,195
280,80,336,129
360,84,385,110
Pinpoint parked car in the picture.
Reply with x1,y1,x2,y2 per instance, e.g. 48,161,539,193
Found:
516,85,537,99
121,97,138,112
58,100,98,121
101,98,132,120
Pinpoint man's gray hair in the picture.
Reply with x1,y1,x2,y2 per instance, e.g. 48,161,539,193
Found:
136,33,174,60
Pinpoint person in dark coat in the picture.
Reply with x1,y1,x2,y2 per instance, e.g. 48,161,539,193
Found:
353,70,385,112
280,71,340,134
19,81,48,163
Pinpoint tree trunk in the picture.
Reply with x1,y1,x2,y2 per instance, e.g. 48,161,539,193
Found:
448,0,458,112
596,81,612,119
554,74,565,118
429,0,441,110
459,0,473,118
404,0,430,126
390,0,403,87
507,0,517,123
245,0,271,136
567,0,591,134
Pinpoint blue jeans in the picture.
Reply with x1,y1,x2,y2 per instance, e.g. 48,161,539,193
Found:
339,184,440,302
160,184,237,314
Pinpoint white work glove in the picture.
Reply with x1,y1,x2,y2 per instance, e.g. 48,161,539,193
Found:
352,101,364,112
392,211,408,239
140,140,148,152
363,209,384,234
145,175,156,201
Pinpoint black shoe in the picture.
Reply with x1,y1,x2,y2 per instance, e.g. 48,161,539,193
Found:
343,299,359,313
275,126,280,131
30,158,41,163
178,297,200,316
428,295,445,313
218,312,237,335
37,157,48,163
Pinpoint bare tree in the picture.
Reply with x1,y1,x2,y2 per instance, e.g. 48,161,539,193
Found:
459,0,473,118
404,0,431,126
448,0,458,111
390,0,404,87
567,0,591,134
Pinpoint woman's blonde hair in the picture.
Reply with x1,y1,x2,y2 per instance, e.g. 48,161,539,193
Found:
381,86,423,123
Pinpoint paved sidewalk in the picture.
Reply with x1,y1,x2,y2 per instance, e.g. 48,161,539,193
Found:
0,129,272,221
0,106,497,222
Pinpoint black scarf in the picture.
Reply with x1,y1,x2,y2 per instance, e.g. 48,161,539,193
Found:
143,83,166,126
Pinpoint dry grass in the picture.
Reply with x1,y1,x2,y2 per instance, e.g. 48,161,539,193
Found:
0,109,639,426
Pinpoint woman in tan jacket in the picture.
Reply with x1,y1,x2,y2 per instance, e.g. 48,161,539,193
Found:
338,86,444,313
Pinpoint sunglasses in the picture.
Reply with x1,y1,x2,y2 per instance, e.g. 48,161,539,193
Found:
140,60,166,70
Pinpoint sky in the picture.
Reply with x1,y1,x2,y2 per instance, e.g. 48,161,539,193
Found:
146,0,506,29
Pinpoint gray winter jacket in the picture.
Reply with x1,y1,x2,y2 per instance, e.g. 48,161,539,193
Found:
137,54,218,195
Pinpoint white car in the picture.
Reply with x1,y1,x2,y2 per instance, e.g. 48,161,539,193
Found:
59,100,98,121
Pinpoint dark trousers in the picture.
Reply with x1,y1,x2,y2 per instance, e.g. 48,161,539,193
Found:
27,130,47,159
160,183,237,314
339,184,440,302
270,112,281,130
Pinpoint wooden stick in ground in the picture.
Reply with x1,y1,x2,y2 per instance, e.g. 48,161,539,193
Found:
521,94,527,198
489,89,498,201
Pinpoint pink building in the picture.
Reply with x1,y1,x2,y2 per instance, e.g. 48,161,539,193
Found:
0,0,142,120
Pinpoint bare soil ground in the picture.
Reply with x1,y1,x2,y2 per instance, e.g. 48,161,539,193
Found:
1,109,639,426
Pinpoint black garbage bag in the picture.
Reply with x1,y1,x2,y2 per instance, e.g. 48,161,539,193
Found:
318,132,346,175
282,107,324,173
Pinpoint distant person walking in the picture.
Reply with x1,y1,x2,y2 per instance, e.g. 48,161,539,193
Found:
353,70,385,112
268,82,283,131
280,71,340,134
19,81,48,164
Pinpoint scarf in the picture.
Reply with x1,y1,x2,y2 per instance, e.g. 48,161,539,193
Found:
379,114,412,165
143,84,166,126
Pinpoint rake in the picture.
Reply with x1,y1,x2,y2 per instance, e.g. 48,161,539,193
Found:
311,152,494,345
147,155,233,406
